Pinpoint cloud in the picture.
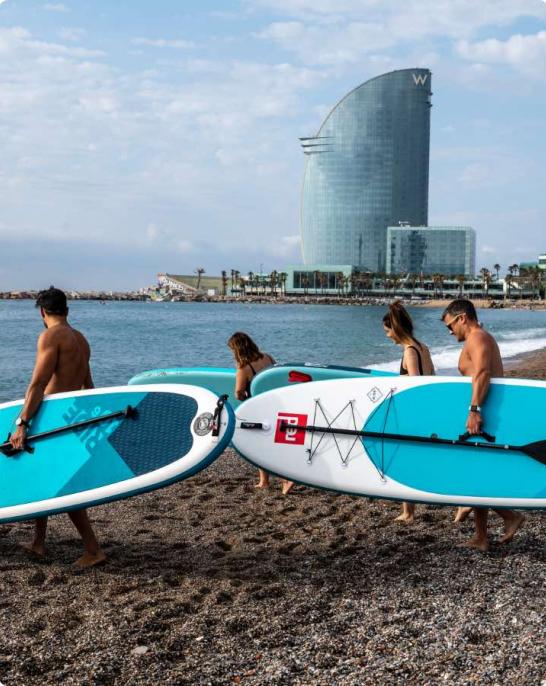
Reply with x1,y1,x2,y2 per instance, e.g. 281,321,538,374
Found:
456,31,546,79
253,0,546,65
58,27,86,42
132,37,196,49
44,3,69,12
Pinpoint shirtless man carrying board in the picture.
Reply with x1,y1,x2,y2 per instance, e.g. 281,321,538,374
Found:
10,287,106,568
442,299,524,551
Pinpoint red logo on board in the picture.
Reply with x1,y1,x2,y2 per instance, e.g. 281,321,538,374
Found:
274,413,308,445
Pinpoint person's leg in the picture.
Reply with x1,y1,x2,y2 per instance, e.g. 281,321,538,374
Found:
394,502,415,522
255,469,270,489
68,509,106,568
459,507,489,551
495,509,525,544
21,517,48,556
281,479,294,495
454,506,472,523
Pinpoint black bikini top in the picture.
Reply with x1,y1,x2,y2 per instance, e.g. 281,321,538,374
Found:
400,345,424,376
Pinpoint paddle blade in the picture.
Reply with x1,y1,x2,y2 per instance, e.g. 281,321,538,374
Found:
522,440,546,466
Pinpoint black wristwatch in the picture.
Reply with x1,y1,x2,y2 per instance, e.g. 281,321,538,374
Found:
15,417,30,428
469,405,482,413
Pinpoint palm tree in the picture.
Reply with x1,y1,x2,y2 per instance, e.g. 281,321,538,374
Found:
278,272,288,296
195,267,206,291
391,274,401,297
220,270,228,296
479,267,491,298
318,272,327,295
504,272,514,300
336,272,344,297
493,263,501,281
432,273,444,298
456,274,466,297
269,270,278,296
311,270,319,296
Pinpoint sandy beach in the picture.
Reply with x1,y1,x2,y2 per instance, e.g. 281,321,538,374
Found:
0,354,545,685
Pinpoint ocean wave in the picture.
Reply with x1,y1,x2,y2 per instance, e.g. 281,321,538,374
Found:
371,335,546,373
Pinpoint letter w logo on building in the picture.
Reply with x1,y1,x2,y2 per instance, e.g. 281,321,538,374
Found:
412,73,429,86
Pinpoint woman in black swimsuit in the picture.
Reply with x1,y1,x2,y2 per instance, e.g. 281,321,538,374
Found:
228,332,294,494
382,302,435,523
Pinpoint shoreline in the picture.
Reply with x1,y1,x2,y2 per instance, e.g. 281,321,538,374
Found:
504,345,546,379
2,293,546,310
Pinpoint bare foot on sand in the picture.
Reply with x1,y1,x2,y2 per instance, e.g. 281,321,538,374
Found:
281,480,295,495
498,513,525,544
20,541,46,557
458,536,489,552
254,481,269,489
454,507,472,523
394,513,414,523
74,549,107,569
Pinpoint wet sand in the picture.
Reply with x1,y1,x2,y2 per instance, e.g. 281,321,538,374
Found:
1,355,545,685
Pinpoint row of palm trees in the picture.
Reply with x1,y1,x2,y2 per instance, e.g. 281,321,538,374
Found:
193,264,544,299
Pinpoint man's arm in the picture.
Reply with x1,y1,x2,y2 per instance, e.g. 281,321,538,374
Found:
466,334,492,435
82,366,94,390
10,332,58,449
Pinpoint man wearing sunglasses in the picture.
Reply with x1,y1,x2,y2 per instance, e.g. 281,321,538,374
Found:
441,299,524,551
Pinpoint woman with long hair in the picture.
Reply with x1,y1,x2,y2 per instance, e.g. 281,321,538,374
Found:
382,301,435,522
228,331,294,494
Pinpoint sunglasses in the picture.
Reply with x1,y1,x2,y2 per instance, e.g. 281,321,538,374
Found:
444,314,462,332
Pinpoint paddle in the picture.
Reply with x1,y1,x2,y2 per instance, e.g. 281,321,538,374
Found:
275,421,546,467
0,405,137,458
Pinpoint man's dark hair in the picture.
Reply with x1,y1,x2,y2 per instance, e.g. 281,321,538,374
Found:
35,286,68,316
441,298,477,322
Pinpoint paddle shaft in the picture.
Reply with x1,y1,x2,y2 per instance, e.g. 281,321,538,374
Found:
1,405,136,456
280,421,522,454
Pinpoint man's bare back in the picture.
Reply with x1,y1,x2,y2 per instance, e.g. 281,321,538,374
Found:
42,324,91,395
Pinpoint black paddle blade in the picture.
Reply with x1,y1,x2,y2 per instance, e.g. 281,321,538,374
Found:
521,440,546,466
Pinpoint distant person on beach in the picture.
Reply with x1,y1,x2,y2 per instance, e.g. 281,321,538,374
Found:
9,287,106,568
442,298,524,551
228,331,294,495
383,301,435,522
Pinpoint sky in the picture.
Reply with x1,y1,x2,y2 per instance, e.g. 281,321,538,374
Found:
1,0,546,291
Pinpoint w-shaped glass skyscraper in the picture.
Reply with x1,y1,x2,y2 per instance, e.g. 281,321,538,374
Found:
301,69,432,272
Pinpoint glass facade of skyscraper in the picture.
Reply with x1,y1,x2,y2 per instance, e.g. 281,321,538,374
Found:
301,69,432,272
386,226,476,276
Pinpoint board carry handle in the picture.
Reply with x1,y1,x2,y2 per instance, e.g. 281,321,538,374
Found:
458,430,496,443
0,405,137,458
212,394,228,438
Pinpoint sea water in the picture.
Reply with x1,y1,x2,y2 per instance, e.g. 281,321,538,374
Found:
1,300,546,403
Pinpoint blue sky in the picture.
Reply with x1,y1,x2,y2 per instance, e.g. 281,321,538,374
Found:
1,0,546,290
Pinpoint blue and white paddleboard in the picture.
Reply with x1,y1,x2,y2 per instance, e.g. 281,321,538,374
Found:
128,367,240,407
233,376,546,509
250,362,395,397
0,385,234,523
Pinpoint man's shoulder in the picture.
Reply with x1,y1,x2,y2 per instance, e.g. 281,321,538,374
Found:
467,327,498,350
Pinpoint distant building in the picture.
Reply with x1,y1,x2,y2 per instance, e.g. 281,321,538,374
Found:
301,68,432,272
157,273,222,295
519,254,546,272
284,265,354,295
386,226,476,276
